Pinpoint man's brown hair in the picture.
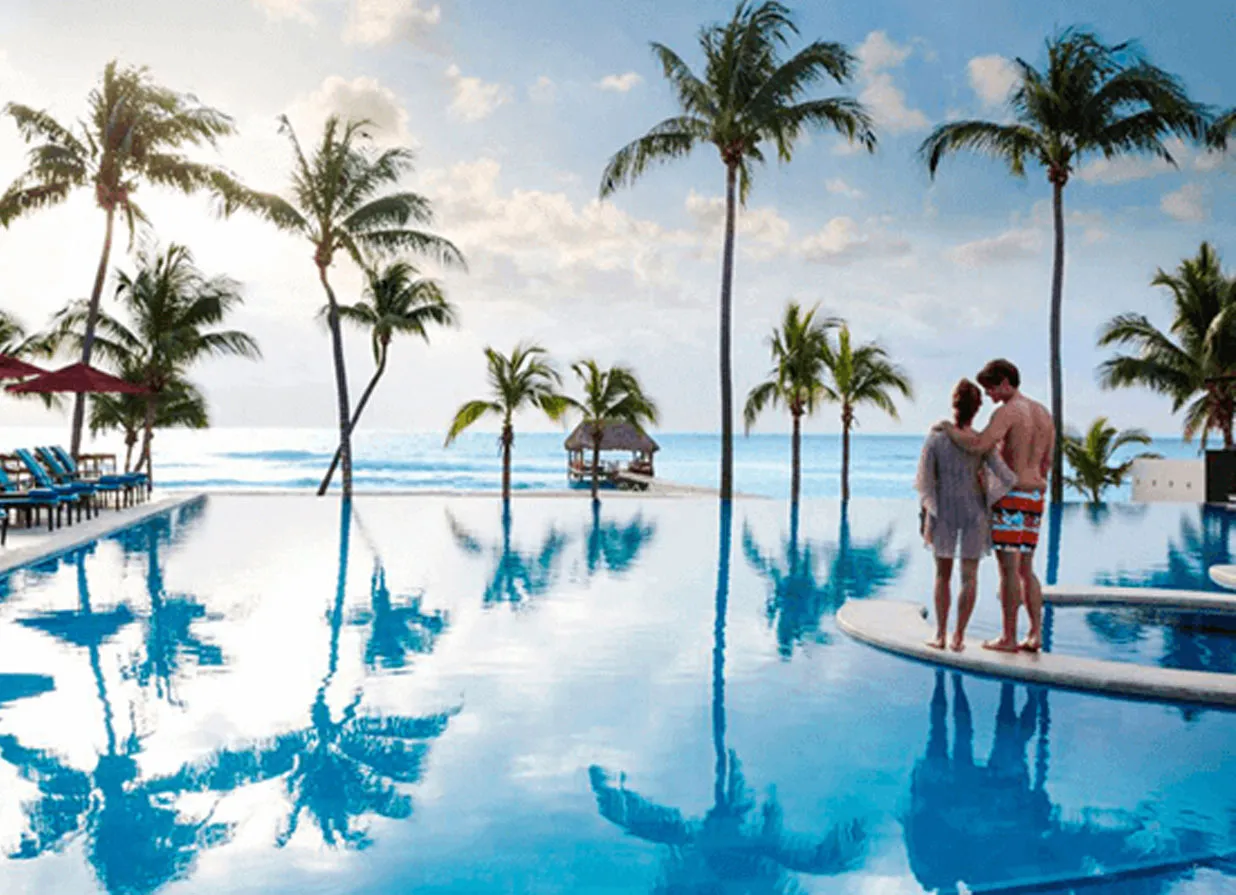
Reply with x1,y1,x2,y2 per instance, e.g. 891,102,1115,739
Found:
976,358,1020,390
952,379,982,427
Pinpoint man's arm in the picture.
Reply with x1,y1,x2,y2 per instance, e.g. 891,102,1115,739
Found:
943,405,1013,455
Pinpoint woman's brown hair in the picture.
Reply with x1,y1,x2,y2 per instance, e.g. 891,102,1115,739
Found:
953,379,982,428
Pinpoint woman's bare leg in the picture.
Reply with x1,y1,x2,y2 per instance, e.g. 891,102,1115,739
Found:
929,556,953,649
952,558,979,651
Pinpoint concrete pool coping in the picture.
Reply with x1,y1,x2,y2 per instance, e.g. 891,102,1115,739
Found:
837,599,1236,708
1043,584,1236,612
0,492,205,575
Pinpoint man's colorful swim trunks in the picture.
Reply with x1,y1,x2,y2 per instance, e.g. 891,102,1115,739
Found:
991,489,1044,553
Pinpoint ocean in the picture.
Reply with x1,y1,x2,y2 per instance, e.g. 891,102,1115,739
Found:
10,426,1204,500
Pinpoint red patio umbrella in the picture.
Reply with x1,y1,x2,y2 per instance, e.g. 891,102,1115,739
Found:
0,354,47,380
6,362,148,395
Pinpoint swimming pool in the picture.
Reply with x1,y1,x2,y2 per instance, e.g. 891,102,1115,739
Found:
0,495,1234,893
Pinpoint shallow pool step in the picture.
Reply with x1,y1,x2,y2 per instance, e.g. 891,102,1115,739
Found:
837,599,1236,708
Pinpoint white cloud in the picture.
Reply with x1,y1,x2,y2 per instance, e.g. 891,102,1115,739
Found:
947,227,1043,267
796,216,911,265
252,0,315,22
854,31,929,134
343,0,442,46
445,65,512,122
1161,182,1207,222
597,72,642,93
289,75,414,145
528,76,556,104
967,55,1019,108
825,178,864,199
1076,154,1174,185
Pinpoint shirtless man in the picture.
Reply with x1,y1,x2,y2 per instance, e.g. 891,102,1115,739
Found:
940,359,1054,653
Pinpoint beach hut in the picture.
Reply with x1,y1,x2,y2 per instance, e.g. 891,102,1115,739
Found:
565,421,658,488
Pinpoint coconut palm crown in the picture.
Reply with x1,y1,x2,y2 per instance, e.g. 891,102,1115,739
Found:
1,60,245,457
1062,417,1159,504
445,344,569,500
600,0,876,502
1098,242,1236,449
317,262,457,494
744,301,838,503
567,360,660,501
920,27,1208,503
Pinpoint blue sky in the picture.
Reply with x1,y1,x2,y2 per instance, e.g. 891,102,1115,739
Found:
0,0,1232,437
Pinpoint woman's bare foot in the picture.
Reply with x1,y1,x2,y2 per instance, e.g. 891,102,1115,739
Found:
982,637,1020,653
949,633,966,652
925,635,946,650
1018,637,1041,653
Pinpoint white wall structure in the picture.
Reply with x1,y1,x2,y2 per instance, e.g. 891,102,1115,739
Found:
1130,458,1204,503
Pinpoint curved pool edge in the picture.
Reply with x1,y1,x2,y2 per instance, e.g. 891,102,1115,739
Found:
837,599,1236,708
1044,583,1236,611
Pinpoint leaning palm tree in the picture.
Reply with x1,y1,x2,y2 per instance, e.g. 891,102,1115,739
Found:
0,60,245,457
920,28,1207,503
819,325,912,502
445,343,569,500
238,116,464,498
1098,242,1236,449
49,243,260,483
567,359,660,501
600,1,877,502
1062,417,1159,504
317,261,458,494
744,302,837,503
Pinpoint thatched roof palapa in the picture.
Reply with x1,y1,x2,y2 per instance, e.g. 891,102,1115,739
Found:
564,420,659,453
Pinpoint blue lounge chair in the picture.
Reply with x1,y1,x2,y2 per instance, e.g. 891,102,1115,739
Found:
15,449,92,523
36,447,121,512
0,465,63,532
49,446,146,505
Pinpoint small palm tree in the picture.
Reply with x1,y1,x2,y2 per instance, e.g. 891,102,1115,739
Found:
445,344,569,500
90,374,208,472
567,359,660,501
1062,417,1159,504
317,261,458,494
1,60,244,456
920,28,1207,503
601,1,876,502
1097,242,1236,449
819,325,912,502
743,302,837,503
239,116,464,498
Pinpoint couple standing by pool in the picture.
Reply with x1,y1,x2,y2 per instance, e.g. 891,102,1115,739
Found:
915,359,1055,653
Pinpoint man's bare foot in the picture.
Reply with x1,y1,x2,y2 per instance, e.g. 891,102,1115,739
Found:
1018,637,1041,653
925,635,946,650
982,638,1020,653
950,633,965,652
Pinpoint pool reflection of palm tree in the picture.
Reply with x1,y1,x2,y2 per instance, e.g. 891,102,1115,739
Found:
906,672,1212,893
743,504,908,657
590,503,867,890
447,502,569,606
151,498,457,850
2,546,229,895
584,500,656,578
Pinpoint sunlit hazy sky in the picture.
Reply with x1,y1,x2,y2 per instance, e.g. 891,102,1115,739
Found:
0,0,1233,436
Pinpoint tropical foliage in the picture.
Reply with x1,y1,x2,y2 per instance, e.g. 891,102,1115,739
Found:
601,0,876,501
567,359,660,501
1061,417,1159,504
1,60,244,456
1098,242,1236,449
317,261,457,494
920,27,1207,502
237,115,464,498
445,343,569,500
819,325,912,502
744,302,837,503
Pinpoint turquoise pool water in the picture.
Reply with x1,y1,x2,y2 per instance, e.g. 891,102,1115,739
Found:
0,496,1235,893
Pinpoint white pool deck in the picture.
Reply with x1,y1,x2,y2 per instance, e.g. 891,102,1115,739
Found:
837,599,1236,707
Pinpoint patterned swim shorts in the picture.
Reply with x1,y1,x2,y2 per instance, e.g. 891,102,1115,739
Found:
991,489,1044,553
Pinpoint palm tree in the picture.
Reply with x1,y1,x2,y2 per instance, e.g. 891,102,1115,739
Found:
600,1,876,502
1062,417,1159,504
90,374,208,473
743,302,837,503
445,343,569,501
238,116,464,498
567,359,659,501
819,325,912,502
0,60,245,457
49,243,259,483
317,261,458,494
1098,242,1236,449
920,28,1207,503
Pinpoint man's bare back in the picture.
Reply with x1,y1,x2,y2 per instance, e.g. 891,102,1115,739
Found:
992,395,1054,490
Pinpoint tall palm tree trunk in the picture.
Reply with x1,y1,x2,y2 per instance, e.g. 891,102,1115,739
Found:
1049,179,1066,504
70,206,117,458
140,393,156,487
123,432,136,473
501,424,513,502
790,408,802,505
718,162,738,503
318,345,388,495
841,405,852,503
318,265,354,498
